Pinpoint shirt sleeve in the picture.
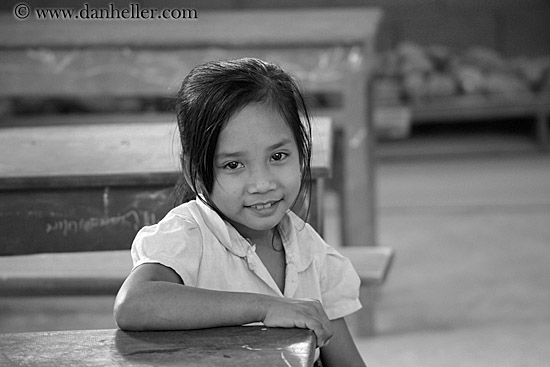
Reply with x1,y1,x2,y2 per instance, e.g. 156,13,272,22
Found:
130,211,203,286
320,245,362,320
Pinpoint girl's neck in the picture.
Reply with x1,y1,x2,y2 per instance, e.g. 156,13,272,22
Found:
248,229,275,248
235,225,280,250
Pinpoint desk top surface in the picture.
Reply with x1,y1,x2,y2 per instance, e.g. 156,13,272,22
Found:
0,326,316,366
0,8,382,48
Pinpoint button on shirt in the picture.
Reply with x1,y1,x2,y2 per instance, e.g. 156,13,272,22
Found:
131,199,361,320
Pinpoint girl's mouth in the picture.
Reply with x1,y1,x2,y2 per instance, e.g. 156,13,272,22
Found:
247,200,281,211
251,202,274,210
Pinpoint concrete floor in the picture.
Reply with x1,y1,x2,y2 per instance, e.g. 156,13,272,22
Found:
2,149,549,366
356,152,550,366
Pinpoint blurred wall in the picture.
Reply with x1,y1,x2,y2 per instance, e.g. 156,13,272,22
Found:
2,0,549,56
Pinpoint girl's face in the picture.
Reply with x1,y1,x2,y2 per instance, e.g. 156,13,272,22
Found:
210,103,302,239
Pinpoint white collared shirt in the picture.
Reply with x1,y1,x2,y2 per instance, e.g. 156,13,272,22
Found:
131,199,361,320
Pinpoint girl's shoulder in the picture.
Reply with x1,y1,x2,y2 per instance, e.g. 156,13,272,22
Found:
145,198,229,245
131,200,207,281
168,199,203,220
283,211,352,265
282,211,331,259
284,211,326,244
155,200,202,228
134,200,203,242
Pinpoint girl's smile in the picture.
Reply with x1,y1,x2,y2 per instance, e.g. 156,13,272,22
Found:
245,199,281,216
210,103,302,241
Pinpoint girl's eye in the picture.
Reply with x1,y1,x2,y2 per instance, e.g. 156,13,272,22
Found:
271,152,288,162
223,161,243,170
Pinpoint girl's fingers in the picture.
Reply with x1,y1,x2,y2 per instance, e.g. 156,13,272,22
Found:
261,297,333,346
306,318,333,347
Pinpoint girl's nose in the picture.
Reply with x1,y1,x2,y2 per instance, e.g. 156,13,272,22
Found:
247,167,276,193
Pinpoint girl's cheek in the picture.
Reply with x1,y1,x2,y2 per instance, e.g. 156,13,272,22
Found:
218,176,243,194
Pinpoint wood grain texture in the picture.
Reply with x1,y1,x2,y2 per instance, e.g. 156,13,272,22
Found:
0,327,316,366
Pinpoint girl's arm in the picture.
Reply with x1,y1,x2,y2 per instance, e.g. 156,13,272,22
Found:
113,262,332,347
320,318,366,367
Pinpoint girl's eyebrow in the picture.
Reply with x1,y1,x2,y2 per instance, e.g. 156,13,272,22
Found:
216,138,293,159
268,138,293,151
215,151,243,160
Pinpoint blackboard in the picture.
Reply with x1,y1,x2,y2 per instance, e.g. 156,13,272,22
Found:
0,177,176,256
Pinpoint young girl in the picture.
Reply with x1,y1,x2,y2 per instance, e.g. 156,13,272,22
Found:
114,58,366,366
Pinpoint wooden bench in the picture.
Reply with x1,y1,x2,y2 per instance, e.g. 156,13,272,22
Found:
377,93,550,149
0,247,393,297
0,248,393,337
339,246,395,336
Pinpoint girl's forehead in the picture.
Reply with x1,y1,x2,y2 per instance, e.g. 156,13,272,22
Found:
217,104,297,149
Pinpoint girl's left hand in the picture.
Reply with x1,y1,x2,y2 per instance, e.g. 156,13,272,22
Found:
260,297,333,347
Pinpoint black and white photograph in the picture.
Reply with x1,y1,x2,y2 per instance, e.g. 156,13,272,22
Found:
1,1,549,366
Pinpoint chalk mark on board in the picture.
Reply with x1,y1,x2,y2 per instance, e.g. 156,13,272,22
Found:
45,209,157,237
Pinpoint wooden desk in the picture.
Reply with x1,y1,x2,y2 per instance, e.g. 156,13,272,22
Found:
0,116,331,256
0,326,316,366
0,7,381,248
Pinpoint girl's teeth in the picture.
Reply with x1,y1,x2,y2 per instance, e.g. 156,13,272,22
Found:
254,203,272,210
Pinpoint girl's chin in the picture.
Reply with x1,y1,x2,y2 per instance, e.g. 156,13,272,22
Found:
231,215,283,235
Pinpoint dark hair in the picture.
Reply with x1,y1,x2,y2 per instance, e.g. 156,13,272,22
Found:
174,58,312,216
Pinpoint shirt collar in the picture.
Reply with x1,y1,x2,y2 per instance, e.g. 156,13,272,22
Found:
194,198,315,272
194,198,251,258
278,211,314,272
